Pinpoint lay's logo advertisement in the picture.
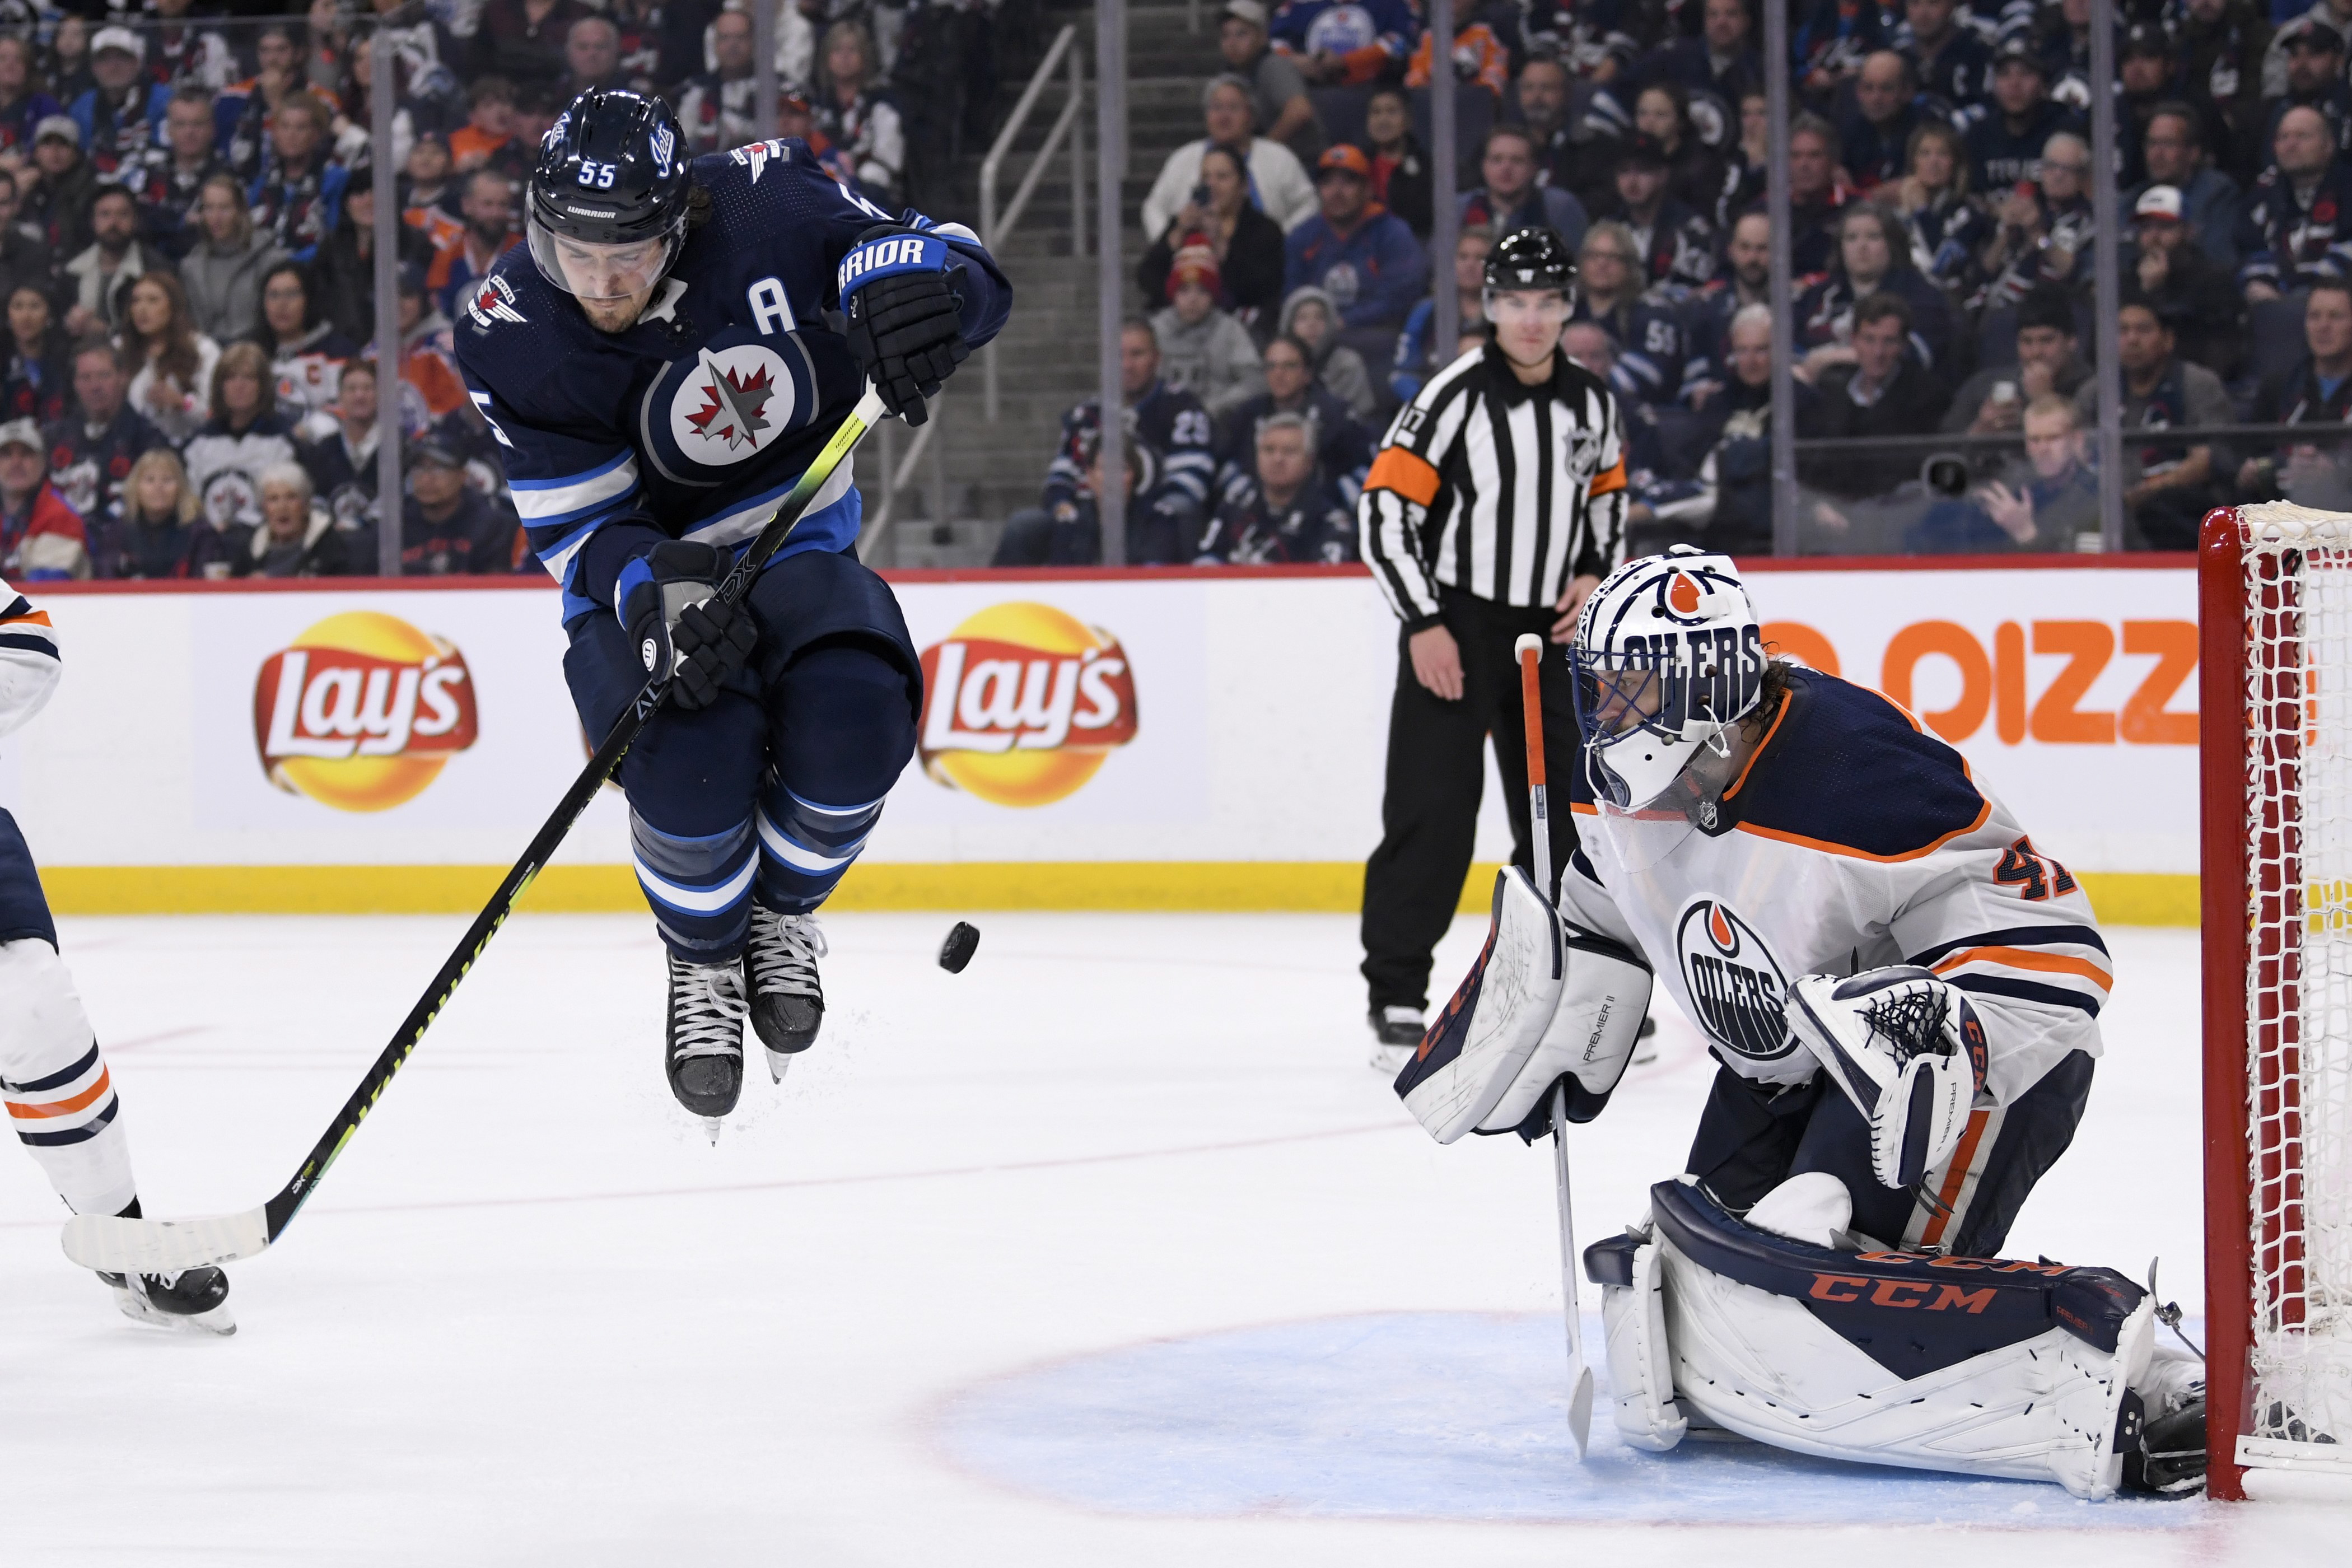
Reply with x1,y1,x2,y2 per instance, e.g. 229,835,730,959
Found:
916,602,1137,808
252,612,478,813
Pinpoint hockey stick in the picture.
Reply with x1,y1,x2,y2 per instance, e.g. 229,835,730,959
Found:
1515,631,1595,1460
60,388,893,1278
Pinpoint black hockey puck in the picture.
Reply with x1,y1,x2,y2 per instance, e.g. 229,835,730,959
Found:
939,921,981,973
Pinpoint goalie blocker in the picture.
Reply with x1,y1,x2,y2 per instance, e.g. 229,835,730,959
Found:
1394,865,1653,1144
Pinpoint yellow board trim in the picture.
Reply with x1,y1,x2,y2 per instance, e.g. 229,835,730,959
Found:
34,863,2202,925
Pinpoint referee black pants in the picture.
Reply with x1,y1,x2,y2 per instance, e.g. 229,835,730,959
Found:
1361,589,1585,1012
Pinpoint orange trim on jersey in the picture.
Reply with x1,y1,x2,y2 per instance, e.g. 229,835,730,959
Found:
1570,801,1598,816
6,1067,111,1119
1733,797,1991,864
1919,1108,1992,1249
1587,456,1628,497
1366,447,1441,507
0,608,52,627
1931,945,2112,992
1720,691,1792,803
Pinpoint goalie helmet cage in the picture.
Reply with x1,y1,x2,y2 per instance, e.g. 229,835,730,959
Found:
2201,503,2352,1500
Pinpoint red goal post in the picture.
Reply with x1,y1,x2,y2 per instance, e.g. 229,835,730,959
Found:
2201,503,2352,1500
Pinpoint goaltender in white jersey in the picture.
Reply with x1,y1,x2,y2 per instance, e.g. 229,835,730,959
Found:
1393,545,2205,1499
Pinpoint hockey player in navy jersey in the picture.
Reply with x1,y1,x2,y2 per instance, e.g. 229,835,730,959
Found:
1395,547,2209,1498
454,90,1009,1126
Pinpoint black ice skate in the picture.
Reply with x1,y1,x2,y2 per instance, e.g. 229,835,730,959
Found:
746,906,825,1082
1367,1005,1425,1071
666,954,749,1139
100,1266,234,1336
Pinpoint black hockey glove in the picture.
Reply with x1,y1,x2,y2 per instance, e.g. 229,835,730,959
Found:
839,225,969,427
615,541,760,711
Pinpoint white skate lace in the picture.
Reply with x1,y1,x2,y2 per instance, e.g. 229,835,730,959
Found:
748,910,827,997
672,961,749,1060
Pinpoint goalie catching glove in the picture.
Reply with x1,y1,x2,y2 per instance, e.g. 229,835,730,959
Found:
840,226,968,426
1395,866,1653,1143
1784,966,1989,1189
615,540,760,711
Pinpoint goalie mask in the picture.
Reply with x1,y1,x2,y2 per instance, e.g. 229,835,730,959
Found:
1569,545,1765,813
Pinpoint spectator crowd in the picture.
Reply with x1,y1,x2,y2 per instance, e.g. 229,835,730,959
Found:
0,0,1000,581
1011,0,2352,565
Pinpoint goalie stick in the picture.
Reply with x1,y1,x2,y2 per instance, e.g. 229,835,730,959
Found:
60,388,893,1278
1515,631,1596,1460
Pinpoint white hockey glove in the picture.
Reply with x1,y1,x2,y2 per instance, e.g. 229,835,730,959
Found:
1395,867,1560,1144
1473,923,1651,1141
1782,967,1988,1190
1394,867,1653,1144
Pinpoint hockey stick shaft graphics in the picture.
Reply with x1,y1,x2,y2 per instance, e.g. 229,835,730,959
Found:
1515,632,1593,1460
62,389,892,1278
1515,634,1550,902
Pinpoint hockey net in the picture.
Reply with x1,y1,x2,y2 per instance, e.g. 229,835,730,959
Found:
2205,503,2352,1497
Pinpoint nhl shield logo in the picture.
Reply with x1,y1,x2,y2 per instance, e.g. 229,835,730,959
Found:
1675,899,1794,1061
671,344,795,460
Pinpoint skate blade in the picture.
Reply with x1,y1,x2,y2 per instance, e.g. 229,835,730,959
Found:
764,1049,795,1085
701,1117,724,1145
110,1287,236,1337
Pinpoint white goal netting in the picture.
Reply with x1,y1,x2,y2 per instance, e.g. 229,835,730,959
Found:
2233,502,2352,1469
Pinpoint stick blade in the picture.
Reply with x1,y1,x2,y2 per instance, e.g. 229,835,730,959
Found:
1567,1364,1595,1460
62,1207,270,1274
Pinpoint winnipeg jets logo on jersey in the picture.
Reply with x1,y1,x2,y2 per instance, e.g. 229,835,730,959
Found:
465,274,528,329
731,138,786,184
1676,899,1793,1061
674,344,794,458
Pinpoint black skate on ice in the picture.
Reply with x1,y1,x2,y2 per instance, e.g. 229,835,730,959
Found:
2121,1396,2209,1497
1367,1005,1425,1071
100,1266,235,1336
746,906,825,1082
666,954,749,1138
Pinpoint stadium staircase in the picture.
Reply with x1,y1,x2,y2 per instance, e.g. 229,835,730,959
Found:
864,1,1225,566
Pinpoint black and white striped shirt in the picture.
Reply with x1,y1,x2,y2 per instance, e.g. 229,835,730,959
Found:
1357,345,1630,628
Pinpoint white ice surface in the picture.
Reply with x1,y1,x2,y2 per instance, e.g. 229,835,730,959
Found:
0,914,2341,1565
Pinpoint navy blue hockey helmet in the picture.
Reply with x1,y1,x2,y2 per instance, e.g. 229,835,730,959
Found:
526,88,692,302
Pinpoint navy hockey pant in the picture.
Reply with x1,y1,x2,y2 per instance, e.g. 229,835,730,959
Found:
1683,1051,2095,1257
563,546,921,962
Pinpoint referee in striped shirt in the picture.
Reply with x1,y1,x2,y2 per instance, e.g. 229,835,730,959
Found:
1357,226,1631,1061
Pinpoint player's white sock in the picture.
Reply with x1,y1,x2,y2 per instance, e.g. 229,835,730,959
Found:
0,938,134,1217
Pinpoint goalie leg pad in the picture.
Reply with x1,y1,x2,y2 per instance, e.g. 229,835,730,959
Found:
1394,867,1561,1143
1476,925,1653,1140
1589,1219,1690,1452
1645,1179,2154,1499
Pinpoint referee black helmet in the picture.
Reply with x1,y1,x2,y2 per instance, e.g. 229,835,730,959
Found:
1482,227,1578,309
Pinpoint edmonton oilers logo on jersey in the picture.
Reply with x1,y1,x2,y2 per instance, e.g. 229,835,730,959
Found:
1676,899,1793,1060
664,339,809,465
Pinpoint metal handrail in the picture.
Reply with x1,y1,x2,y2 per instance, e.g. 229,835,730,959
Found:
859,414,940,561
981,24,1087,422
